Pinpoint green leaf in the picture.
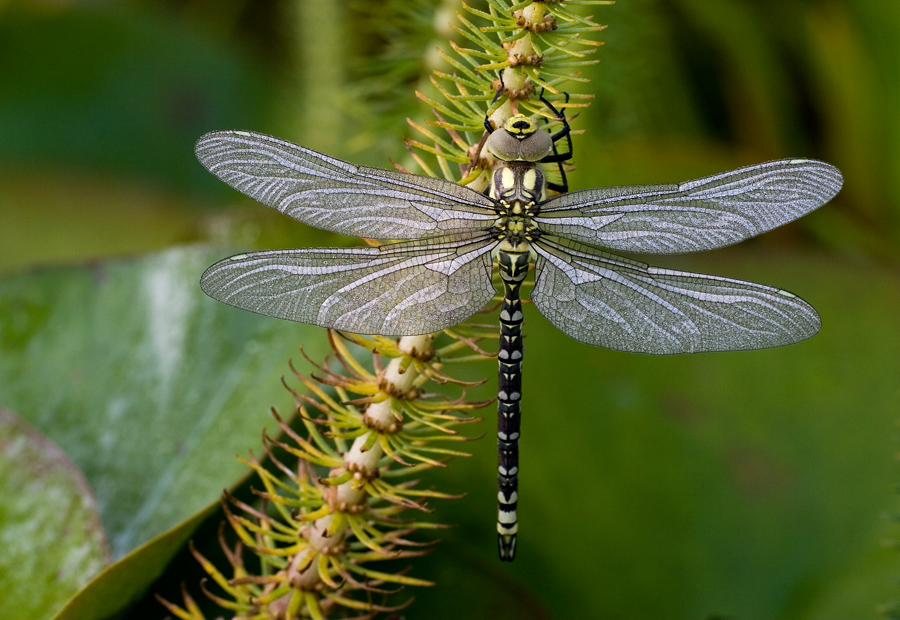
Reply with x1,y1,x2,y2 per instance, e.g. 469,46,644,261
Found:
0,408,110,620
0,246,331,563
51,499,219,620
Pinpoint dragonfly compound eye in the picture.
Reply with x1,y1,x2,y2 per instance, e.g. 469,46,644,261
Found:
486,127,523,162
486,114,553,163
515,130,553,163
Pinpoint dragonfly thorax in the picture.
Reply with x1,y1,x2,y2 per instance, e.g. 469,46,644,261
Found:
491,160,545,207
490,160,544,244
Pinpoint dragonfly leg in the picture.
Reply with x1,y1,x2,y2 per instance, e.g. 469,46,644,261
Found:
538,90,573,194
484,76,507,133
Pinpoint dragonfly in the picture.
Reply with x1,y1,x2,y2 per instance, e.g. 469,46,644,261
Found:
195,110,842,562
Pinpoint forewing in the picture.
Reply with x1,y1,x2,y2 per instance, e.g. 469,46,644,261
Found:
536,159,842,253
195,130,497,240
531,238,820,354
200,236,498,335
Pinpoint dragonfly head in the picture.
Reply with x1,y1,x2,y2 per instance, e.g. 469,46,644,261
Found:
486,114,553,163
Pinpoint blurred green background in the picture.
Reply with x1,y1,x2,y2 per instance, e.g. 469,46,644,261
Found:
1,0,898,619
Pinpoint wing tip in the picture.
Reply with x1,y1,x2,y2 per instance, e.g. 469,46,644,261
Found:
198,261,223,299
786,157,844,197
194,129,263,159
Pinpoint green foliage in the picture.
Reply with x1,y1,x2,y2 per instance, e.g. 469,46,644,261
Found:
0,247,332,560
154,330,491,618
0,410,109,620
53,501,218,620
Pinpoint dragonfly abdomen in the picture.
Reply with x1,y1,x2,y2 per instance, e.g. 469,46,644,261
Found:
496,244,529,561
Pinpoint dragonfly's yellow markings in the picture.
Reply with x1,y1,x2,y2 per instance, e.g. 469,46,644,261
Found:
504,114,537,137
522,169,538,193
501,167,515,190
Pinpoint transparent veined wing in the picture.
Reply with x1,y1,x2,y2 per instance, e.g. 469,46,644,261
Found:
535,159,843,254
195,131,497,240
531,237,820,354
200,235,498,336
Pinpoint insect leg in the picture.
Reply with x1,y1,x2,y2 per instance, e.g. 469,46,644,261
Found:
538,90,572,193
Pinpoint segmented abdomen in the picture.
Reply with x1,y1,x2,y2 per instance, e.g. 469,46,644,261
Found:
496,245,529,561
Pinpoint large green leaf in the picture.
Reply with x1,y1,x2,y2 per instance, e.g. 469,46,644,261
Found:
0,408,110,620
0,246,331,565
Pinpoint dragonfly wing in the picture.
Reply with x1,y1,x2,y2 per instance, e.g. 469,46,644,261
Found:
536,159,842,253
200,236,498,335
531,238,820,354
195,131,497,240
